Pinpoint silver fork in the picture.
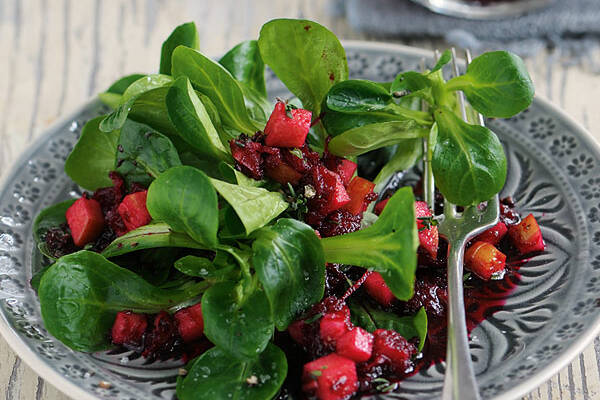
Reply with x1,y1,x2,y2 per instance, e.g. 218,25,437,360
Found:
437,48,500,400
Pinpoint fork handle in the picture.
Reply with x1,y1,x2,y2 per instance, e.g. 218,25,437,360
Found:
442,240,482,400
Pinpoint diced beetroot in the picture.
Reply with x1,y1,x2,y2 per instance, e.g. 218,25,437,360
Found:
111,311,147,345
508,214,545,255
312,165,351,214
372,329,417,373
415,201,439,259
320,311,351,346
264,101,312,148
464,241,506,280
364,272,396,306
117,190,151,233
335,159,357,186
65,197,105,247
288,319,309,346
374,198,389,216
342,176,376,215
336,327,373,362
476,221,508,245
230,139,263,180
265,162,303,185
302,354,358,400
174,303,204,343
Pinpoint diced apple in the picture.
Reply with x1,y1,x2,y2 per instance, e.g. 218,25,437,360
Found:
415,201,439,259
335,159,357,186
66,197,105,247
264,101,312,148
111,311,147,345
117,190,151,233
336,327,374,362
174,303,204,343
476,221,508,245
320,311,351,347
342,176,376,215
372,329,417,373
508,214,545,255
364,272,396,307
464,241,506,280
302,354,358,400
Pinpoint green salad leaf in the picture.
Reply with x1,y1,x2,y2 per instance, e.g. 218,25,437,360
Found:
39,250,207,352
171,45,258,134
176,343,287,400
98,73,146,108
147,166,219,248
320,187,418,300
201,280,274,360
174,255,237,281
219,40,267,97
166,76,232,162
445,51,534,118
252,218,325,330
210,178,288,235
116,119,182,186
101,222,206,258
432,106,507,206
258,18,348,115
159,22,199,75
64,116,119,190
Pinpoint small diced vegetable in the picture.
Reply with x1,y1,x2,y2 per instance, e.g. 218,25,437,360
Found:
374,198,389,215
312,166,351,214
364,271,395,306
342,176,375,215
464,241,506,280
336,327,373,362
117,190,152,233
288,319,309,346
372,329,417,372
264,101,312,148
302,354,358,400
265,162,303,185
320,310,351,346
65,197,105,246
174,303,204,343
335,159,357,186
415,201,439,259
111,311,147,345
508,214,545,255
476,221,508,245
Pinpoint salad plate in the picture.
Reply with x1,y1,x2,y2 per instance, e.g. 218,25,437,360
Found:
0,40,599,400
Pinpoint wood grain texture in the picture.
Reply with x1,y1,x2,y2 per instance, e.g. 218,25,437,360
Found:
1,0,600,399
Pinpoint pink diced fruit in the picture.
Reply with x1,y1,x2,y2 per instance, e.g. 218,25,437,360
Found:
65,197,105,247
464,241,506,280
312,165,351,214
320,307,352,347
333,159,357,186
111,311,147,345
371,329,417,374
174,303,204,343
335,327,373,362
302,354,358,400
415,201,439,259
264,101,312,148
476,221,508,245
364,272,395,307
508,214,545,255
342,176,375,215
117,190,152,233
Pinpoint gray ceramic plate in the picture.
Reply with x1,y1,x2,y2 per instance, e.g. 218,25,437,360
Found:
0,42,599,400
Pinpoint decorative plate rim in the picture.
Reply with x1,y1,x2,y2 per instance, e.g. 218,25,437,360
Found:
0,41,599,400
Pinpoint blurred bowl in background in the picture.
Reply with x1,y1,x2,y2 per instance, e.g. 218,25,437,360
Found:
410,0,553,19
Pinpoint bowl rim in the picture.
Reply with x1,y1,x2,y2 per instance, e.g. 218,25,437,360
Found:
1,40,599,400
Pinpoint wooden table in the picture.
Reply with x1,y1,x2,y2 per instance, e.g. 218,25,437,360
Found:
1,1,600,399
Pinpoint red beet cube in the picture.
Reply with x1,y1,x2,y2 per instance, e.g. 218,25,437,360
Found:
464,241,506,280
374,198,389,215
117,190,152,233
111,311,147,345
342,176,376,215
65,197,105,247
476,221,508,245
264,101,312,148
415,201,439,259
265,162,303,185
174,303,204,343
372,329,417,372
508,214,545,255
336,159,357,186
302,354,358,400
320,311,351,346
336,327,374,362
364,272,396,306
230,139,263,180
